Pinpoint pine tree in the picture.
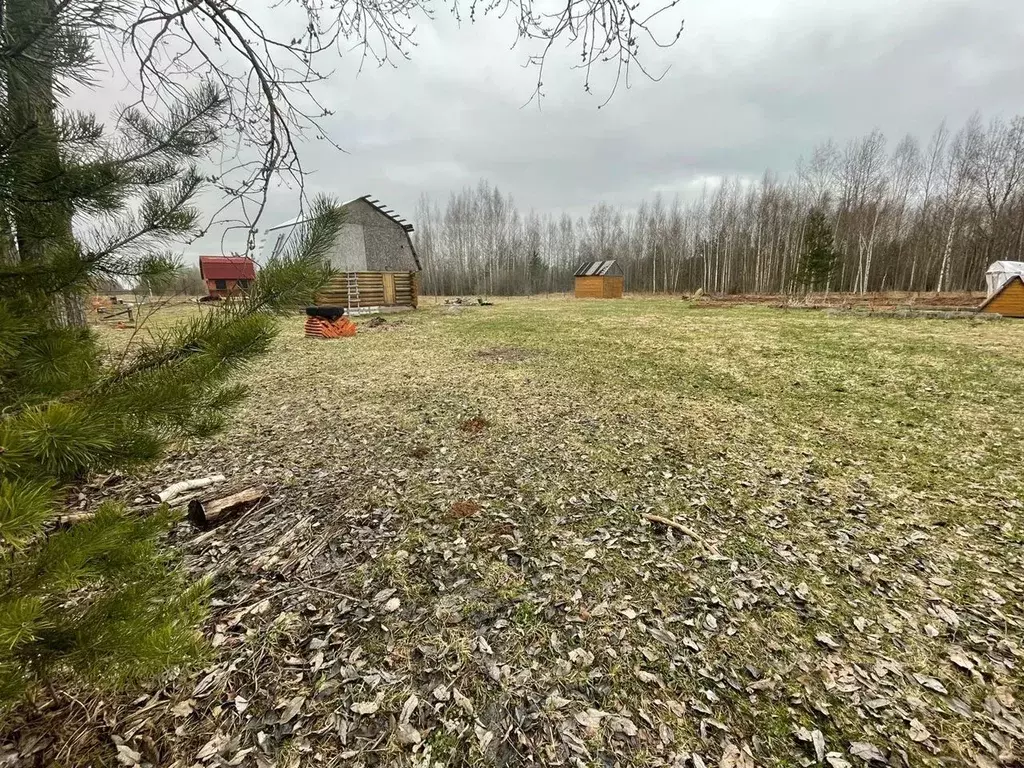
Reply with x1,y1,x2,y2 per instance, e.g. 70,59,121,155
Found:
797,207,839,291
0,0,343,707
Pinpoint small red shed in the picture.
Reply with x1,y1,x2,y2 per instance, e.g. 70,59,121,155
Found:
199,256,256,298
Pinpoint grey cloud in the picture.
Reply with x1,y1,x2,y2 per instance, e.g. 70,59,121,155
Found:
172,0,1024,259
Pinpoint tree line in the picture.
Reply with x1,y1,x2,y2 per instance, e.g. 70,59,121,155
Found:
414,114,1024,296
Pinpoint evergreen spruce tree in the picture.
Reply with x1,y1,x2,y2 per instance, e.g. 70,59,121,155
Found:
797,207,839,291
0,0,343,707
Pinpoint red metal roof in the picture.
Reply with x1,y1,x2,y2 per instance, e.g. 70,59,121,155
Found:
199,256,256,281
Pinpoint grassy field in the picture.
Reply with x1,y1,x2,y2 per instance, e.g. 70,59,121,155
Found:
35,298,1024,766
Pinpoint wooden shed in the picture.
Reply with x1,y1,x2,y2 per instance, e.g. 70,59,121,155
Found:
262,196,420,312
198,256,256,298
979,275,1024,318
574,260,624,299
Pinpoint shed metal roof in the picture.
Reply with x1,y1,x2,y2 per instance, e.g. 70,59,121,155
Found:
574,260,621,277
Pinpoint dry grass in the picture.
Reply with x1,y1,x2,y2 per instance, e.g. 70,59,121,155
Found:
6,296,1024,767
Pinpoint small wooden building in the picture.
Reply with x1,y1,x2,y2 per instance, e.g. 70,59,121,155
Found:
198,256,256,298
262,196,420,312
574,260,624,299
979,275,1024,318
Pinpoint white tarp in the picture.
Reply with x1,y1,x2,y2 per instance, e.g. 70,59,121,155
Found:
986,261,1024,297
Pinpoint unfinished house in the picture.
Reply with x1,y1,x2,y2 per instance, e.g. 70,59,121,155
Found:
262,196,421,312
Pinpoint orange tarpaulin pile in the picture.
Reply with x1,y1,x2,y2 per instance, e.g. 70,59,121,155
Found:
304,316,357,339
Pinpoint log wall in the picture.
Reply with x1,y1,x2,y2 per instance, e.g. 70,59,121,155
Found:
575,275,624,299
315,272,418,309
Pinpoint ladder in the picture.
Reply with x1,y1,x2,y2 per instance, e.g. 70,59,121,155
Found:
345,271,360,312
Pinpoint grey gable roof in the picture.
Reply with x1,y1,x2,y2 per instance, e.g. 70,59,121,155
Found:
574,260,622,277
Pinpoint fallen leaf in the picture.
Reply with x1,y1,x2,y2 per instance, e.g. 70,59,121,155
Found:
849,742,886,763
908,719,931,742
994,686,1015,708
115,744,142,766
170,700,194,718
949,649,975,672
583,547,597,559
279,695,305,724
636,669,662,685
397,723,422,746
351,699,380,715
452,688,474,715
569,647,595,666
719,742,754,768
609,716,638,737
816,632,840,649
400,693,419,724
825,753,852,768
812,729,826,762
475,723,494,752
545,692,571,709
574,708,607,730
933,604,960,628
648,627,677,644
913,673,948,694
195,733,228,761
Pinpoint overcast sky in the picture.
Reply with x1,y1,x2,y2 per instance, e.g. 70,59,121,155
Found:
89,0,1024,260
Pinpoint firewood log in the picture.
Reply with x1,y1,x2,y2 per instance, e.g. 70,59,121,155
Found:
188,487,267,530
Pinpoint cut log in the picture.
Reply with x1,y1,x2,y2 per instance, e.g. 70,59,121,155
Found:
188,487,267,530
157,474,226,503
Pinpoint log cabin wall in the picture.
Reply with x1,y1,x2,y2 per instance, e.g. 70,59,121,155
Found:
316,272,418,309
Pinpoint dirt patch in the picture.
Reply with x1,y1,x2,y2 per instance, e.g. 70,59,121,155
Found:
476,346,536,362
450,500,482,519
458,416,490,433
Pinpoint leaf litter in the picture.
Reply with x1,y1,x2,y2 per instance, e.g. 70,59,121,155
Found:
5,298,1024,767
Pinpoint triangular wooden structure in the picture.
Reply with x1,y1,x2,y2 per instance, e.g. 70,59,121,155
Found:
979,275,1024,318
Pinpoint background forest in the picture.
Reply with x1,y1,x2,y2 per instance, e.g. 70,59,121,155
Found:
414,114,1024,295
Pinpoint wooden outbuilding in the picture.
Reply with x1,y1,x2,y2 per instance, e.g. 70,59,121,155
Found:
261,196,420,313
574,260,624,299
198,256,256,298
979,275,1024,318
